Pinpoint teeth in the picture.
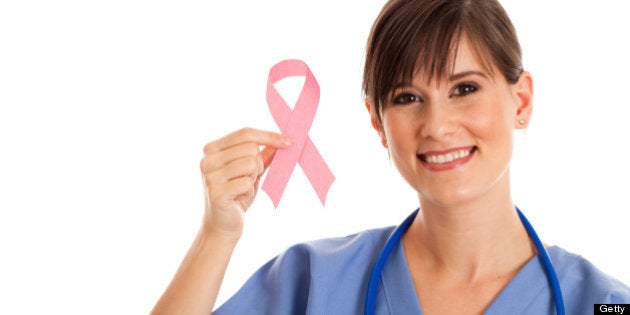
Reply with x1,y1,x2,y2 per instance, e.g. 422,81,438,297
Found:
445,153,454,162
424,149,471,164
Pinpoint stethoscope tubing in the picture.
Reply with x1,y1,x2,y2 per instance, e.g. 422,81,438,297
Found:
364,207,565,315
364,209,417,314
516,208,565,315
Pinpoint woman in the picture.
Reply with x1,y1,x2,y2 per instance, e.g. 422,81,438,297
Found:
153,0,630,314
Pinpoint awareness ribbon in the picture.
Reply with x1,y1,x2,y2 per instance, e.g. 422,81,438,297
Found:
262,59,335,208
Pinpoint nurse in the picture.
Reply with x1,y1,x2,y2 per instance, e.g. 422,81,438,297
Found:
152,0,630,314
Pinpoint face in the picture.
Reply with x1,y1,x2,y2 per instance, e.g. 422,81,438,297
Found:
369,38,533,209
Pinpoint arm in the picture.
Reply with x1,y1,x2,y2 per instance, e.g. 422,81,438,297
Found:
151,128,291,315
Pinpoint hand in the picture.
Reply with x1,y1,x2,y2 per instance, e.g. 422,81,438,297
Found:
200,128,291,240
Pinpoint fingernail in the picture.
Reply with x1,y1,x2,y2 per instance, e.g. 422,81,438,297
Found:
281,135,292,146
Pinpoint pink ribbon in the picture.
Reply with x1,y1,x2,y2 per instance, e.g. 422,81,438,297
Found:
262,59,335,207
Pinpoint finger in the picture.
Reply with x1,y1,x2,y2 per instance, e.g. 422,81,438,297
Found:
200,142,260,174
208,177,255,210
204,127,291,155
235,183,257,210
205,155,262,185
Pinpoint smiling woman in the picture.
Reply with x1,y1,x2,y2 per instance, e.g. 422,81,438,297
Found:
2,0,630,314
150,0,630,314
372,37,530,210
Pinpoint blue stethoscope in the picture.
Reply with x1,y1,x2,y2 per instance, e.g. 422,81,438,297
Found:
364,207,565,315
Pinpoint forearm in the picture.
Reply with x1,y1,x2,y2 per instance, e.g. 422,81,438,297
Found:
152,228,238,315
153,129,287,314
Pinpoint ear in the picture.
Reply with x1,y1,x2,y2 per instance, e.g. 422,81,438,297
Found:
365,100,388,148
513,71,534,129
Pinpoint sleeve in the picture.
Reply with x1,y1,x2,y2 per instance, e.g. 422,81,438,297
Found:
602,275,630,304
213,245,313,315
559,252,630,314
575,260,630,304
212,227,392,315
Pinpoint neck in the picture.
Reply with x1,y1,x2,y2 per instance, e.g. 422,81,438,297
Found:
404,192,535,282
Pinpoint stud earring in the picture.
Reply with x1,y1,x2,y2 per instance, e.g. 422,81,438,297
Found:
518,119,526,125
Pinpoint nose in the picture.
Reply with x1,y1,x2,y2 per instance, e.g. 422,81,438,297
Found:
419,101,457,140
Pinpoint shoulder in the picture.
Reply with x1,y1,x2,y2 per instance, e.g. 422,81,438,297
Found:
549,246,630,304
214,226,397,314
281,225,395,264
267,226,395,284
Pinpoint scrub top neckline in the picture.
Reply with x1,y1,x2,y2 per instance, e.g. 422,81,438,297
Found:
381,239,562,314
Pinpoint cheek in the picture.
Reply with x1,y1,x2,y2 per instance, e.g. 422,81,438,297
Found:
382,112,416,152
470,100,516,158
470,97,515,139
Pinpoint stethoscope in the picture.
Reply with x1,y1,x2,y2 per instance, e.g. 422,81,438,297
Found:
364,207,565,315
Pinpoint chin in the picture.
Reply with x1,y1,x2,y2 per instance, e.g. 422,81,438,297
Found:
418,187,479,209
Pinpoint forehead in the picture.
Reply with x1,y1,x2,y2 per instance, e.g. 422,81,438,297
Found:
412,36,497,85
452,38,485,72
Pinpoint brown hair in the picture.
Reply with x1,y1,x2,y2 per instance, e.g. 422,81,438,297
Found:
363,0,523,122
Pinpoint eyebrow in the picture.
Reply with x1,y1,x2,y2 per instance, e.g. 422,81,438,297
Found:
448,70,489,81
389,70,490,94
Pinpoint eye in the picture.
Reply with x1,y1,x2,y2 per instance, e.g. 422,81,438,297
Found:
392,92,423,105
451,82,478,97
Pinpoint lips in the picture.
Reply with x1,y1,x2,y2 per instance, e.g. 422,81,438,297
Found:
418,146,476,170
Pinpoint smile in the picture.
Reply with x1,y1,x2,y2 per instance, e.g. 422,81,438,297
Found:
421,147,474,164
418,146,476,170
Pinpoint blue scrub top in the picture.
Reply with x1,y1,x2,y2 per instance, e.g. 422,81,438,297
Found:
214,224,630,314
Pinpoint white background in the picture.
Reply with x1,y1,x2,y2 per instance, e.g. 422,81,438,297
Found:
1,1,629,314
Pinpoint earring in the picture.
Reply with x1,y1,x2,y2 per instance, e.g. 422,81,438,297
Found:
518,119,526,125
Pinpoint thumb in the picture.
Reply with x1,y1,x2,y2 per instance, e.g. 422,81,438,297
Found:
254,146,278,191
261,146,278,169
